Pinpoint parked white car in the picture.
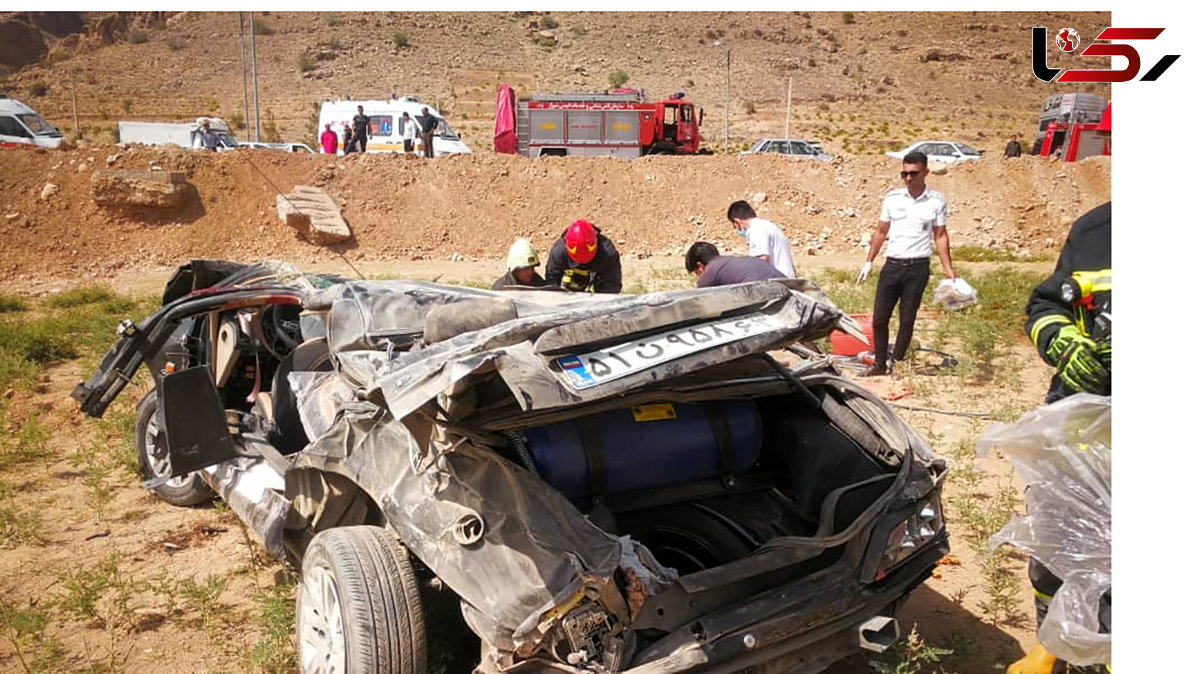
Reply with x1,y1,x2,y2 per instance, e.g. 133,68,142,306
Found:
886,141,983,164
237,141,315,154
740,138,831,160
1,97,64,149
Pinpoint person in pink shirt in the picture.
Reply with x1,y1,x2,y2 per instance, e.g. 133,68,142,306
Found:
320,123,338,155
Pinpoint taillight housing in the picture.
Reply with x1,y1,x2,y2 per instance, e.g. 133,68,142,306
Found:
875,499,943,579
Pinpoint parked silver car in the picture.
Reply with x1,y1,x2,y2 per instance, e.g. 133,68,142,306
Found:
75,260,949,674
740,138,831,160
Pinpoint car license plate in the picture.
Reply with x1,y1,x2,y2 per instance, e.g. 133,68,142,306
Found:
555,313,784,390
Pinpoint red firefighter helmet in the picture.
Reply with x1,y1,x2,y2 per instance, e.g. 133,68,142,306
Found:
564,219,598,263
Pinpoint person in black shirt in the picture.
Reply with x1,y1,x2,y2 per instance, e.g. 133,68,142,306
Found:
341,123,354,154
1004,134,1022,159
544,220,622,293
416,107,439,158
684,241,784,287
351,105,370,153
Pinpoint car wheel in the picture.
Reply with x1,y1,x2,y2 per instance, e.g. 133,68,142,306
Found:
297,526,428,674
135,392,214,507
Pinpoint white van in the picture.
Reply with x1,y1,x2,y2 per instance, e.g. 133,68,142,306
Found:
317,98,471,157
0,98,64,149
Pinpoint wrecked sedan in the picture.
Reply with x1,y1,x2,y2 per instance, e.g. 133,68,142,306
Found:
75,260,948,673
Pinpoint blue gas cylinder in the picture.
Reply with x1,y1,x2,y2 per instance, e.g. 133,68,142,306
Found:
523,401,762,501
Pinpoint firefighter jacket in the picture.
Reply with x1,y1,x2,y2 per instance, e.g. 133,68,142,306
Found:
1024,201,1111,402
545,230,623,294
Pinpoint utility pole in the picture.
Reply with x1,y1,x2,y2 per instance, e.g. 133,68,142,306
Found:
784,77,792,142
724,48,730,154
238,13,250,138
70,69,80,140
249,11,262,142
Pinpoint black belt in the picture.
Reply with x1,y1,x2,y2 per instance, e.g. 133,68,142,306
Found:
885,257,930,266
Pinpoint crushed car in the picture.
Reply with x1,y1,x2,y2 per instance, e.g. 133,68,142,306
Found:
75,260,949,673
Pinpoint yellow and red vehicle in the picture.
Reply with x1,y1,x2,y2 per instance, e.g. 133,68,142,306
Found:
495,84,704,158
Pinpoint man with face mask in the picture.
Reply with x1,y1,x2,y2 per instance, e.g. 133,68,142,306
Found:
726,200,795,278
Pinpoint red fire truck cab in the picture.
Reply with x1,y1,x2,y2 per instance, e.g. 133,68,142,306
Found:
495,87,704,158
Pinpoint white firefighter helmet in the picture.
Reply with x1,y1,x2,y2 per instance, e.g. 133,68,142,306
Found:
506,238,539,271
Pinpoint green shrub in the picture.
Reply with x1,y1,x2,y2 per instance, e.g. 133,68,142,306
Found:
28,82,49,98
608,69,629,88
743,100,757,115
393,32,409,49
298,53,317,73
842,12,855,24
252,18,274,36
45,285,127,310
0,296,26,313
539,16,559,29
129,29,149,44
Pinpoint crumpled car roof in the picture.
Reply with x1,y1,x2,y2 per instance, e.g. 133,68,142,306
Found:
302,278,856,425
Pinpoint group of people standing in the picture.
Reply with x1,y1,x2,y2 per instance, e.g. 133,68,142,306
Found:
318,104,440,157
493,150,952,380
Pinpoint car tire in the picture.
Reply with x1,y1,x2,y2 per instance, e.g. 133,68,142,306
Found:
297,526,428,674
135,392,215,507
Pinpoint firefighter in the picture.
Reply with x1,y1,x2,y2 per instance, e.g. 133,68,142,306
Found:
492,238,548,290
1008,201,1111,674
544,220,623,293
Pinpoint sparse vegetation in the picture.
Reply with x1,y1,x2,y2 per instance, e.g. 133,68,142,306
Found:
166,35,186,51
229,112,245,130
252,18,274,36
393,32,410,49
28,82,49,98
0,597,63,673
128,29,149,44
539,15,559,30
570,25,588,36
742,100,757,115
298,53,317,73
872,624,954,674
842,11,856,25
608,69,629,88
250,576,298,673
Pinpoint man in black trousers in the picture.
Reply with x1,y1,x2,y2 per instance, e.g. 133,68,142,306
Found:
857,150,956,376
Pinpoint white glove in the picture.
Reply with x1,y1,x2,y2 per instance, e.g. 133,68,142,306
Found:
856,261,872,285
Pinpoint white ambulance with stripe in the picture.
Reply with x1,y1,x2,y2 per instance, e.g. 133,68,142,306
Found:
316,97,471,157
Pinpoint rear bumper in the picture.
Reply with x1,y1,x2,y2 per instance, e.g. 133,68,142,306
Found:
628,534,948,673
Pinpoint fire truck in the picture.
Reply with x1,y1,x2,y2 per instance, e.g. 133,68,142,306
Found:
1033,93,1110,162
494,84,704,158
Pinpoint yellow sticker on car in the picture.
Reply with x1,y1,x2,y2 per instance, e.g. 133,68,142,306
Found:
631,403,676,422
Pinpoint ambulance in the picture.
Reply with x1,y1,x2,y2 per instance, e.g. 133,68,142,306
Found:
316,97,471,157
0,97,64,149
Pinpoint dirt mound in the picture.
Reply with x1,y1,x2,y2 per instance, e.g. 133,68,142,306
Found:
0,145,1108,286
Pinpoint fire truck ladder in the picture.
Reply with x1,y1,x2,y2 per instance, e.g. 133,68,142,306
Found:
515,101,530,156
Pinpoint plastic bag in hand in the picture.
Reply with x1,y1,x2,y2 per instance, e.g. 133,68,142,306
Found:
933,277,978,310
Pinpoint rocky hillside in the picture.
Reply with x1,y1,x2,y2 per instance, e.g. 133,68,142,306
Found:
2,11,1110,153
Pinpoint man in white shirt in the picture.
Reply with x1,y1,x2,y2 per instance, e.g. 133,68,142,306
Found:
399,112,417,156
857,150,957,376
726,200,796,278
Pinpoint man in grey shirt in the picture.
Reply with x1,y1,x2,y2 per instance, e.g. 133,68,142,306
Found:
685,241,785,288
